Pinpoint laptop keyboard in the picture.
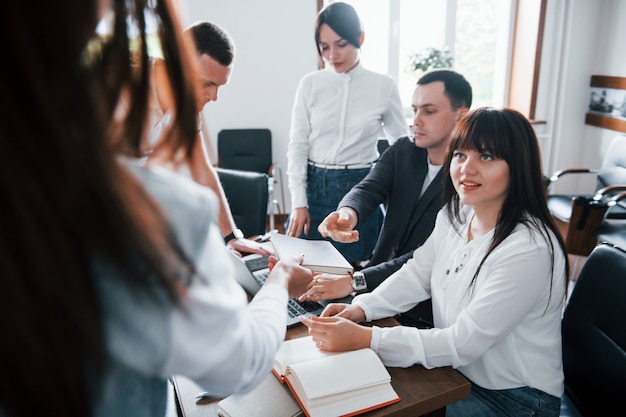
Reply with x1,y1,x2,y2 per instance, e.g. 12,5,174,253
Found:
254,269,324,318
287,299,323,318
244,256,269,271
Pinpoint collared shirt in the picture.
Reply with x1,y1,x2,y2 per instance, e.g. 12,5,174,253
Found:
354,206,567,398
287,64,408,209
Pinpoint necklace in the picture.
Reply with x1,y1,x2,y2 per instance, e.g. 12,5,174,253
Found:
445,251,469,275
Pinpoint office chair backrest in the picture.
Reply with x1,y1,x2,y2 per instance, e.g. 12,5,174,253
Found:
597,135,626,190
215,167,268,238
561,243,626,414
218,129,272,174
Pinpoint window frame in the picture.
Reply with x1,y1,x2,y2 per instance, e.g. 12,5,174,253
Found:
317,0,546,121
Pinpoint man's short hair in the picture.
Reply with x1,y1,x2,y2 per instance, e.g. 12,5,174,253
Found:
417,69,472,110
184,21,235,66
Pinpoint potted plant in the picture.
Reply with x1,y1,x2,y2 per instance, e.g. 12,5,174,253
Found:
406,47,454,76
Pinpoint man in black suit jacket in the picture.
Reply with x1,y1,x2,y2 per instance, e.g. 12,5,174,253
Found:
301,70,472,328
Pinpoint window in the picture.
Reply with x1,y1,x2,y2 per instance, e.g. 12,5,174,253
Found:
323,0,518,112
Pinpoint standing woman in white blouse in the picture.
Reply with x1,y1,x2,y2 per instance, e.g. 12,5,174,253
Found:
303,108,570,416
286,2,408,265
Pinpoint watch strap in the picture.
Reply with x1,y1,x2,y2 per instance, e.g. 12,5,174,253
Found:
224,228,244,244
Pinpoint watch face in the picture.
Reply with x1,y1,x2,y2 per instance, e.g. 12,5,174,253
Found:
233,228,244,239
352,272,367,291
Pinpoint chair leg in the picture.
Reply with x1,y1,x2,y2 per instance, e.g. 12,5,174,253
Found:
267,178,275,232
268,195,275,232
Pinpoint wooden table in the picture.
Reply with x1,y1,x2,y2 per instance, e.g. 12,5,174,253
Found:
170,318,470,417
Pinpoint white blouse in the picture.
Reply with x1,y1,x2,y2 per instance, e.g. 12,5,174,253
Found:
353,206,567,398
287,64,408,209
122,160,289,396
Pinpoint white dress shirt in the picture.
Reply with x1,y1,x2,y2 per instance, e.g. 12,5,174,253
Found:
287,64,408,209
354,206,567,398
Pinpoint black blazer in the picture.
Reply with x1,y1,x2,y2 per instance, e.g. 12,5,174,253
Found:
340,136,443,290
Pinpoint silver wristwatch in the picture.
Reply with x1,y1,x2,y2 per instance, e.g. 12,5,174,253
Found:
351,271,367,293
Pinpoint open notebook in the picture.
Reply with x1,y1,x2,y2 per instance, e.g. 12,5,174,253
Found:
230,251,332,327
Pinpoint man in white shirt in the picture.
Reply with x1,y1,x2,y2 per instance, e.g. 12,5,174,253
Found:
148,21,271,256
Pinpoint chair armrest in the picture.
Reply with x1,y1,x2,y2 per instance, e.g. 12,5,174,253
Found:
593,184,626,200
546,168,600,193
548,168,598,183
592,185,626,201
587,189,626,230
606,191,626,208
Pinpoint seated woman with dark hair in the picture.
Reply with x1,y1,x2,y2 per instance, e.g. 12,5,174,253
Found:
301,107,569,417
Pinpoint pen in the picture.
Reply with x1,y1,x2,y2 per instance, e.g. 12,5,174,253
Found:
195,391,219,404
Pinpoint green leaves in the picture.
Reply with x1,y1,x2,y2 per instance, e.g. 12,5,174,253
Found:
406,47,454,75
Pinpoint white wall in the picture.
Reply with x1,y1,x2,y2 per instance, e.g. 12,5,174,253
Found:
586,0,626,169
538,0,626,194
182,0,626,204
182,0,319,213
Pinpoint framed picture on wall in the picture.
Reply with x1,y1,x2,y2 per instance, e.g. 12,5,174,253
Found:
585,75,626,133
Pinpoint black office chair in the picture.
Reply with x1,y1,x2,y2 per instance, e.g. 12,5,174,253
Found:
218,128,273,174
217,128,285,231
593,191,626,252
215,167,269,238
546,135,626,228
560,242,626,416
546,135,626,279
595,221,626,252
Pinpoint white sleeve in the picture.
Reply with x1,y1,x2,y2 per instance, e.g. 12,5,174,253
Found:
381,78,409,144
162,223,288,396
286,77,312,209
366,228,563,370
353,210,441,320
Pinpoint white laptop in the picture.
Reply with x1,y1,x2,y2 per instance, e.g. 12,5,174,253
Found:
229,251,334,327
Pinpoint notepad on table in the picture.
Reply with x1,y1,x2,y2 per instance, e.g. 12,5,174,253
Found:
270,232,354,275
217,372,304,417
272,336,400,417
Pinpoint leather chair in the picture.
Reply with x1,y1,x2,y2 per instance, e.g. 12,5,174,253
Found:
560,242,626,416
215,167,269,238
559,189,626,260
218,128,273,174
546,135,626,229
546,136,626,265
217,129,285,231
594,217,626,251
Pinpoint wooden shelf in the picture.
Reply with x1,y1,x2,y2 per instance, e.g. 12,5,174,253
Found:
585,112,626,133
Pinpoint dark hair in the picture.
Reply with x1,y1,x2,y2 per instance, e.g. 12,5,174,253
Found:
315,2,363,57
1,0,198,415
442,107,569,304
185,21,235,66
417,69,473,110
